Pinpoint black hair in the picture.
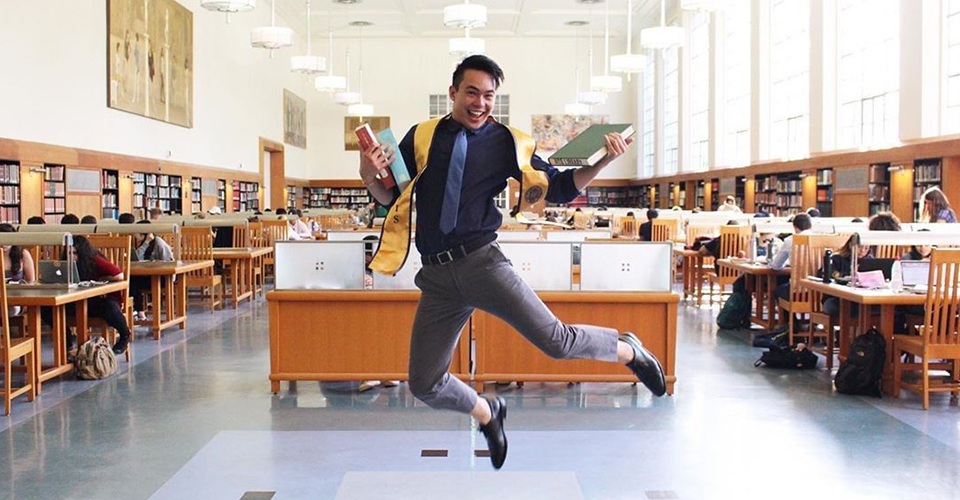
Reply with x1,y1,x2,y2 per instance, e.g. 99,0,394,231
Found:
26,216,45,225
792,213,812,232
275,208,286,215
626,211,635,217
0,223,22,277
73,235,105,281
60,214,80,224
80,215,97,224
452,55,504,90
647,209,659,220
118,213,136,224
806,207,821,218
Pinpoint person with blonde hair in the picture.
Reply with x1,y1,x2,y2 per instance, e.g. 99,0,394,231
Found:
717,195,741,213
919,187,957,223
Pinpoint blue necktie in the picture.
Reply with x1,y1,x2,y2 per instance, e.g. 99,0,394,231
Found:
439,129,468,234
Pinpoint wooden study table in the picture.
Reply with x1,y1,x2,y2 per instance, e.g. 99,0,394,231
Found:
7,282,128,392
674,248,704,305
717,258,791,330
266,290,470,394
473,291,680,395
800,278,926,395
131,260,215,339
212,247,272,307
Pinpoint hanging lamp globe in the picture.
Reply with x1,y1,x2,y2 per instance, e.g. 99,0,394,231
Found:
449,37,485,57
333,91,362,105
444,2,487,29
348,103,375,116
291,55,327,74
577,90,605,105
590,74,622,93
315,75,347,92
610,53,646,75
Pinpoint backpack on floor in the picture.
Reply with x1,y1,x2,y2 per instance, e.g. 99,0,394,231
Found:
74,337,117,380
754,345,818,369
834,328,886,398
717,291,752,330
752,326,789,349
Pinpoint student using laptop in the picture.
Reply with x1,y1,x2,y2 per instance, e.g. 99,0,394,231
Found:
0,224,35,284
73,236,132,354
770,214,813,301
130,220,174,321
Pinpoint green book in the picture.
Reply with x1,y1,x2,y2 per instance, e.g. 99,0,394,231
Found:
548,123,635,167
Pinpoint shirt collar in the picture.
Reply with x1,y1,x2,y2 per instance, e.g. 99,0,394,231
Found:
443,113,497,136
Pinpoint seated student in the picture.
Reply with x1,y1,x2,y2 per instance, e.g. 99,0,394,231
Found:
919,187,957,223
0,224,35,284
291,209,312,238
118,212,136,224
285,216,303,241
718,195,741,213
275,208,287,215
565,207,583,225
148,207,163,221
60,213,80,224
771,214,813,301
806,207,821,218
821,212,901,317
639,209,658,241
130,220,174,321
26,216,45,225
80,215,97,224
902,243,932,261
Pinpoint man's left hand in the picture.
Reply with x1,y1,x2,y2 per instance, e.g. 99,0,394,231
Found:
596,132,634,168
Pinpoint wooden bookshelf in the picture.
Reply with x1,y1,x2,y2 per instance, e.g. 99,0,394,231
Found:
736,176,746,208
232,181,259,212
0,160,21,224
710,179,720,211
816,168,833,217
217,179,227,211
868,163,891,216
133,172,146,219
286,185,297,210
776,171,803,216
190,177,202,214
101,169,119,220
142,173,183,214
755,174,777,215
913,158,942,218
695,180,705,209
43,164,66,224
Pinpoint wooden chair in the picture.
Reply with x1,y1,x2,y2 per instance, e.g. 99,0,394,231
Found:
875,244,908,260
1,252,36,415
182,226,222,312
83,235,133,362
705,225,750,303
248,221,265,297
685,224,717,246
617,216,637,238
572,212,590,229
800,234,855,370
260,220,288,282
893,248,960,409
651,219,677,242
779,234,849,353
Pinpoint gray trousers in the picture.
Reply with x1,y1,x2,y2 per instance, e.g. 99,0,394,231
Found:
409,242,619,414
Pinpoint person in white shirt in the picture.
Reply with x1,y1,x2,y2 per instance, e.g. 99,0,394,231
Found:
771,213,813,301
291,209,313,238
717,195,742,213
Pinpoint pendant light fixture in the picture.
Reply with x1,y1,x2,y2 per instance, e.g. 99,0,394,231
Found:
610,0,645,81
251,0,293,56
590,0,622,93
579,15,605,106
347,21,374,117
315,4,347,92
641,0,685,49
333,48,361,105
564,22,591,115
446,0,486,58
291,0,327,75
200,0,255,23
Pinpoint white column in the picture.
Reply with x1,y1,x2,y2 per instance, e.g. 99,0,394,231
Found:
655,50,665,177
680,10,692,172
900,0,941,140
809,0,836,154
710,10,723,170
751,0,769,163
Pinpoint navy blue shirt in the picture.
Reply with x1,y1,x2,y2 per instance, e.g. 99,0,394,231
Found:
398,116,581,254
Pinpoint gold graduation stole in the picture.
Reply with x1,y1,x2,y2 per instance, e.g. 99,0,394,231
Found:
369,116,549,276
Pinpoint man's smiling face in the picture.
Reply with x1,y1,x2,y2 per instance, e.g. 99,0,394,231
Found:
449,69,497,130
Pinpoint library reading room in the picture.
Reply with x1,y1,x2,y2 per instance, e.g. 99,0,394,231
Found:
2,1,960,499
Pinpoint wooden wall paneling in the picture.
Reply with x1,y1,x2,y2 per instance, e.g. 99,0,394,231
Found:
801,170,817,209
744,178,756,212
703,183,713,211
225,182,234,213
833,192,868,216
19,162,43,223
684,181,696,209
890,164,915,222
66,194,101,219
202,195,218,212
118,172,134,214
940,156,960,219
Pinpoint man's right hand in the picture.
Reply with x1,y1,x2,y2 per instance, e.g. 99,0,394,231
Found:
359,143,395,184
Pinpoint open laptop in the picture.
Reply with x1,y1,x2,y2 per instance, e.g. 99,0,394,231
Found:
901,260,930,289
37,261,79,286
858,258,896,280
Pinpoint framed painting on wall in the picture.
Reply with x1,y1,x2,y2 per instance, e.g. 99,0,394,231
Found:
284,89,307,148
108,0,193,128
531,114,608,159
344,116,390,151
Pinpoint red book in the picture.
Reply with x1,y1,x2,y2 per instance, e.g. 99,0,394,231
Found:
356,123,396,190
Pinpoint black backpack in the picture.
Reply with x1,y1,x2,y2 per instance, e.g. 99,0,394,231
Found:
717,291,752,330
834,328,886,397
754,345,818,369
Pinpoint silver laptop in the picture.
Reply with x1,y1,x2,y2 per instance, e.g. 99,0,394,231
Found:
901,260,930,289
38,261,79,286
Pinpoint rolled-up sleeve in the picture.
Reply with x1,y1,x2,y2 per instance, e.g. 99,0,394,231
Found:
530,154,581,204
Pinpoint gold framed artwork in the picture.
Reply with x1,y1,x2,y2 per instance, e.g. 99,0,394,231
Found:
108,0,193,128
531,114,608,158
344,116,390,151
283,89,307,148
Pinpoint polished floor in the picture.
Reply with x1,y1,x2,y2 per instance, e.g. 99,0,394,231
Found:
1,291,959,499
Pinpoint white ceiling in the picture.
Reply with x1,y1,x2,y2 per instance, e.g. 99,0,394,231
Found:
270,0,677,41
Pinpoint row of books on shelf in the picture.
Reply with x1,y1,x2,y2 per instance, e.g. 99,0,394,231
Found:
329,196,370,204
102,208,119,220
192,191,202,202
914,162,941,183
0,207,19,223
102,193,118,209
0,186,19,203
816,169,833,185
44,198,65,213
913,185,940,201
145,186,181,199
758,176,777,191
870,203,891,215
869,185,890,201
134,194,146,208
777,179,802,193
102,170,118,189
45,184,65,197
235,181,258,192
236,192,257,201
776,195,802,208
0,163,20,184
191,202,202,213
144,174,182,187
816,189,833,202
45,165,65,181
146,199,178,211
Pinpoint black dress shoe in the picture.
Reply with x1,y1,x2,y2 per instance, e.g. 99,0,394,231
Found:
112,336,129,356
620,332,667,397
478,396,508,469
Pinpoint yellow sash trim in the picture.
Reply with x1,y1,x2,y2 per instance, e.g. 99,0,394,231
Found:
505,126,549,217
369,117,442,275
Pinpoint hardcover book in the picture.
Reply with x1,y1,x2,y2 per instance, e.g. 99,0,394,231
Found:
377,128,411,192
355,123,395,190
548,123,635,167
